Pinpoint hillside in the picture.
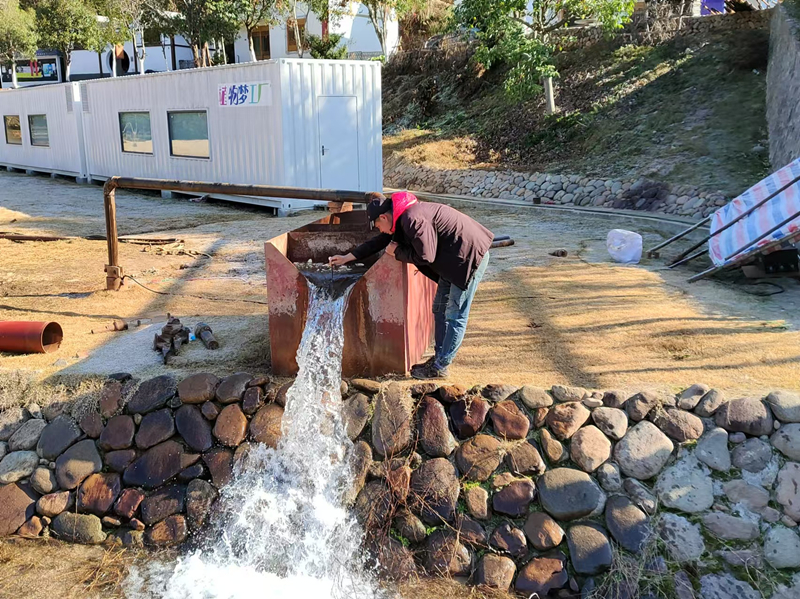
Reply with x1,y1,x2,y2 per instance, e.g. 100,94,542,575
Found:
383,24,771,196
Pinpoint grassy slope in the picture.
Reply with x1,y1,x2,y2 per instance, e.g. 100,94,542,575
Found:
383,26,771,196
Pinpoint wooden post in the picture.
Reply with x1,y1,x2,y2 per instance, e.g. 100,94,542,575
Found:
103,182,123,290
543,77,556,114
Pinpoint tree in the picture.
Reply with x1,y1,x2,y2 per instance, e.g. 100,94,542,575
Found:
281,0,332,59
235,0,280,61
168,0,239,66
362,0,415,57
110,0,170,74
0,0,37,88
307,32,346,59
454,0,635,99
33,0,109,80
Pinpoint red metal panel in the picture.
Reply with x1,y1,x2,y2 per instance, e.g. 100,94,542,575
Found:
404,265,437,373
264,237,308,376
343,254,407,376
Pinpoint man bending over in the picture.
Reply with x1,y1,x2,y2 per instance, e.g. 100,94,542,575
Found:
329,192,493,380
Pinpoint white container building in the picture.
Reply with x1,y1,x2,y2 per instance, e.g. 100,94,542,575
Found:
0,83,87,177
0,58,383,214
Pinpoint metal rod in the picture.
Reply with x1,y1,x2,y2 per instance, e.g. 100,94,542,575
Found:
723,207,800,261
645,215,710,257
670,173,800,265
105,176,373,203
668,248,707,269
0,233,68,242
103,184,122,291
688,229,800,283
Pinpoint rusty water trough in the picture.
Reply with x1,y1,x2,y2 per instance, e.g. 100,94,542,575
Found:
265,210,437,377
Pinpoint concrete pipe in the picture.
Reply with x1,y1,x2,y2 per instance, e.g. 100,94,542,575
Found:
0,321,64,354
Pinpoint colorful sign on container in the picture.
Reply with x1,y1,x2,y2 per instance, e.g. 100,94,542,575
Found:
218,82,272,108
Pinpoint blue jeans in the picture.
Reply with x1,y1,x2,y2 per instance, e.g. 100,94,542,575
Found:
432,252,490,370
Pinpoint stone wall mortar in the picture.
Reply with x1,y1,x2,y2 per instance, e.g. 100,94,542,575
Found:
384,158,729,220
767,6,800,169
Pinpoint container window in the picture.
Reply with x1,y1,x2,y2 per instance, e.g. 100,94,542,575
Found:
3,116,22,145
167,111,209,159
119,112,153,154
28,114,49,147
286,18,306,53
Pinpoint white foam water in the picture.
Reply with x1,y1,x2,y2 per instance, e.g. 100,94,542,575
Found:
126,282,382,599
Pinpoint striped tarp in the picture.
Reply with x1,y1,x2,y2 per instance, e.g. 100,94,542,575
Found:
709,158,800,266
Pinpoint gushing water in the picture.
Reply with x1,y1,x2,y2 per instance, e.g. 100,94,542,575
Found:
127,282,381,599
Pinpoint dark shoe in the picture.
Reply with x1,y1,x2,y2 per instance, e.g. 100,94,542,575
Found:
411,363,449,380
410,355,436,373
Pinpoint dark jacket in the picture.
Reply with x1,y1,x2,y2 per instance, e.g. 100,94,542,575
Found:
351,202,494,290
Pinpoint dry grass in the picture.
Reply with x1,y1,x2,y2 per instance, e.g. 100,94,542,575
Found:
0,370,105,414
397,578,515,599
0,538,136,599
384,131,485,172
0,534,513,599
450,261,800,393
587,516,676,599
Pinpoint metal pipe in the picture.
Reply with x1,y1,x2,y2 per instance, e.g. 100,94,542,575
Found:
688,229,800,283
645,215,711,258
668,248,708,269
0,233,69,242
195,322,219,349
104,176,375,203
669,173,800,265
0,321,63,354
103,183,122,291
723,207,800,261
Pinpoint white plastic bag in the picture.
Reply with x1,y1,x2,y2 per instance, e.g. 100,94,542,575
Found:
607,229,643,264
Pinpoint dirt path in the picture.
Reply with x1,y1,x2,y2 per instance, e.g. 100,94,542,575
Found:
1,171,798,396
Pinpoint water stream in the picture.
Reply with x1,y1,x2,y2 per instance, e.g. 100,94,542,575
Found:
127,280,381,599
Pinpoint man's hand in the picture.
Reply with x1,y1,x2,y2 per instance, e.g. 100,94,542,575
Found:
385,242,398,257
328,253,355,266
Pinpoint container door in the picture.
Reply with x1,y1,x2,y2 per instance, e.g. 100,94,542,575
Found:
318,96,360,190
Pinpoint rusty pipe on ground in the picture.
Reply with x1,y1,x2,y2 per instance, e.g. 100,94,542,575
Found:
195,322,219,349
0,321,63,354
102,177,381,291
491,237,515,248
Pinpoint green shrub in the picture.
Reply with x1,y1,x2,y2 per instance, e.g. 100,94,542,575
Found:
307,33,348,60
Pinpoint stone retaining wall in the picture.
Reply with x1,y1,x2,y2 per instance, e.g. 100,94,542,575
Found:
767,6,800,170
681,9,773,33
385,159,728,220
2,373,800,597
552,9,772,49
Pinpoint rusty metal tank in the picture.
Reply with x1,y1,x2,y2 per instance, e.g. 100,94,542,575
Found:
264,210,437,377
